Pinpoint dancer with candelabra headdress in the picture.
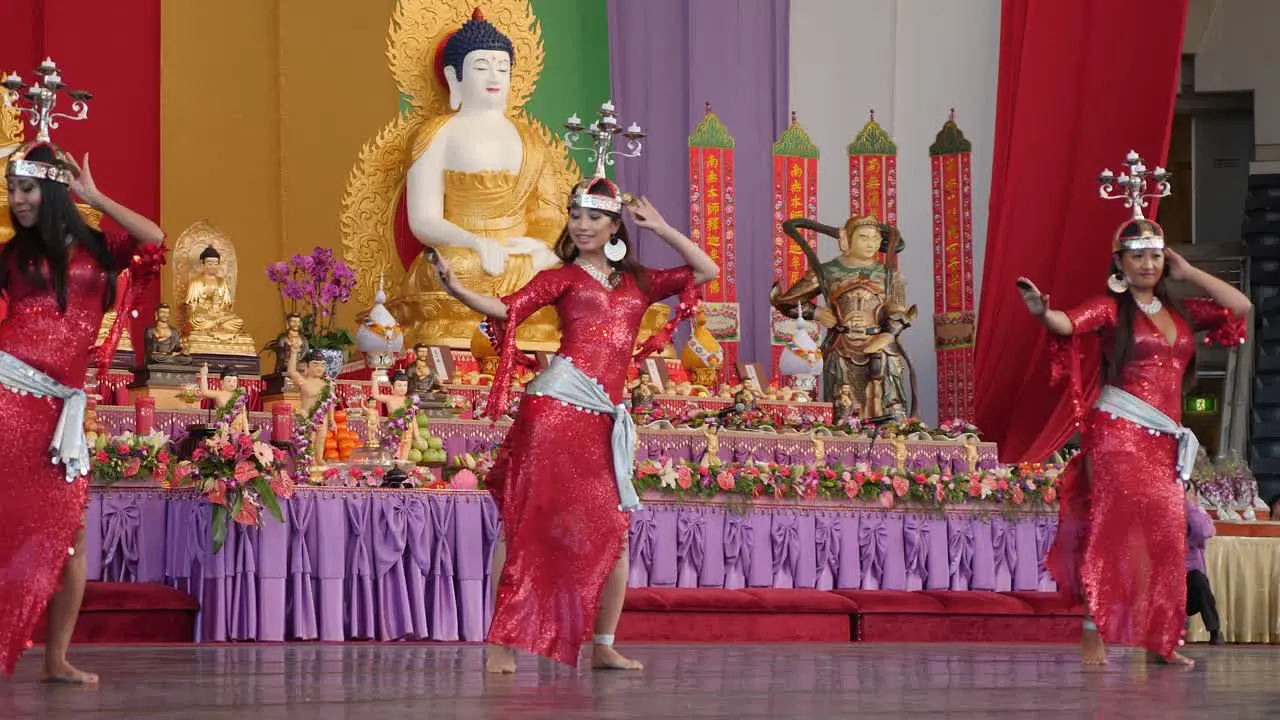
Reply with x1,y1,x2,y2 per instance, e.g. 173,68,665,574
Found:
0,61,166,682
1017,151,1249,665
435,99,717,672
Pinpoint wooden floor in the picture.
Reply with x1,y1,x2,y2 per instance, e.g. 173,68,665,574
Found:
3,643,1276,719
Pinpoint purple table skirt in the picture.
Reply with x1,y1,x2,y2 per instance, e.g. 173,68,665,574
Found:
86,488,1056,643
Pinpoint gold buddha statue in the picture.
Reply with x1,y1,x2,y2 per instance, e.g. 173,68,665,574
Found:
341,1,667,351
172,221,256,357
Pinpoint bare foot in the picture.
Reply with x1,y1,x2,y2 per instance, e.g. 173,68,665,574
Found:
485,644,516,674
1081,628,1108,666
591,644,643,671
1148,650,1195,667
41,661,98,685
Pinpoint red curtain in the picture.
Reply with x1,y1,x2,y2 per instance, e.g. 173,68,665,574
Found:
1,0,162,361
973,0,1188,462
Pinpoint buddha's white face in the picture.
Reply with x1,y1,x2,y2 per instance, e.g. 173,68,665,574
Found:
222,375,239,392
393,380,408,396
446,49,511,112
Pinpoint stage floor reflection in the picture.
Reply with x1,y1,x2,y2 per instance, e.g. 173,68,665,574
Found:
4,643,1274,719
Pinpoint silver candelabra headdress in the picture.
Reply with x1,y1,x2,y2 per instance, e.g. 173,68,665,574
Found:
3,58,92,144
562,100,645,216
1097,150,1171,253
3,58,91,186
564,99,645,181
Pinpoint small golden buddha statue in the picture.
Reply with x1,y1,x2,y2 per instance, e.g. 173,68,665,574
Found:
172,221,256,357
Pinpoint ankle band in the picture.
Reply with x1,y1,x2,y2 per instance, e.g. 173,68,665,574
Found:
592,634,615,647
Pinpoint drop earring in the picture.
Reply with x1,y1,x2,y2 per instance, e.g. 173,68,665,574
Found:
604,235,627,262
1106,272,1130,293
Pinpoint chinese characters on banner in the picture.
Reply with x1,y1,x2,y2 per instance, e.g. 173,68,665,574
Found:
688,104,740,380
770,112,819,384
847,110,899,267
929,111,975,422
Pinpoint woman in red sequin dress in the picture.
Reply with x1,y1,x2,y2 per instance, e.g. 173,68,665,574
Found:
437,178,717,672
1,144,165,682
1018,211,1249,666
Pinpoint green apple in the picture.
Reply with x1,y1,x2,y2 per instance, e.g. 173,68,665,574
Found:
407,449,422,463
413,437,429,452
427,437,444,451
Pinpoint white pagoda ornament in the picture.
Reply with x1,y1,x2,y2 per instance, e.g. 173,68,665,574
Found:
355,273,404,386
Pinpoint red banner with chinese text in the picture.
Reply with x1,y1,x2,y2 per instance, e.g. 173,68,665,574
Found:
688,107,739,379
847,111,898,268
929,113,975,422
770,115,820,384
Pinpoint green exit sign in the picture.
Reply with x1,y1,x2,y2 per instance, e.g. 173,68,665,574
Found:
1185,395,1218,414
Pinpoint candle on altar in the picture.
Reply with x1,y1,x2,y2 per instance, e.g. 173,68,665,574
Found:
135,396,155,435
272,402,293,443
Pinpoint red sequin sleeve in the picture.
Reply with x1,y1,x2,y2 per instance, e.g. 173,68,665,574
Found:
103,229,138,269
483,269,572,420
1183,297,1248,347
633,265,700,361
1047,295,1116,423
645,265,695,304
94,231,169,380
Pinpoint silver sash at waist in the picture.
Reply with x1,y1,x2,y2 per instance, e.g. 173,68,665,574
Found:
525,355,641,512
1094,385,1198,483
0,351,89,482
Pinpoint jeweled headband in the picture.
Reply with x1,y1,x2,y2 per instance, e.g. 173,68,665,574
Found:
5,141,76,185
570,176,631,214
1113,218,1165,253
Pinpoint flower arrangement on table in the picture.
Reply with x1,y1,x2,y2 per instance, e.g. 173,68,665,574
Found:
937,418,982,439
1194,450,1261,520
628,457,1061,509
264,246,357,353
89,431,175,486
630,401,686,426
685,406,776,432
173,429,294,552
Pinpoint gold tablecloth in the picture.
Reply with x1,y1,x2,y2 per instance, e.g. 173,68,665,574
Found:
1188,535,1280,643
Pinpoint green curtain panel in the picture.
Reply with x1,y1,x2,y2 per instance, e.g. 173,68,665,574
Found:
525,0,612,177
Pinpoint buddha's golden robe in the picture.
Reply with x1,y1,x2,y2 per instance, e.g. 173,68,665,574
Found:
390,114,565,351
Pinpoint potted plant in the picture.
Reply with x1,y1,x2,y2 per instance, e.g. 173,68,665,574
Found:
264,247,357,378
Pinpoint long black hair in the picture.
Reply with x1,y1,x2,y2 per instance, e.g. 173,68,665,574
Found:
1104,250,1196,392
553,181,648,293
3,144,118,312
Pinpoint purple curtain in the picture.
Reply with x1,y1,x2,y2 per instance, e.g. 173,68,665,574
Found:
608,0,790,368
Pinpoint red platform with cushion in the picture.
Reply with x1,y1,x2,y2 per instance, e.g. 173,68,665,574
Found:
30,582,199,645
45,583,1079,646
621,588,1082,645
